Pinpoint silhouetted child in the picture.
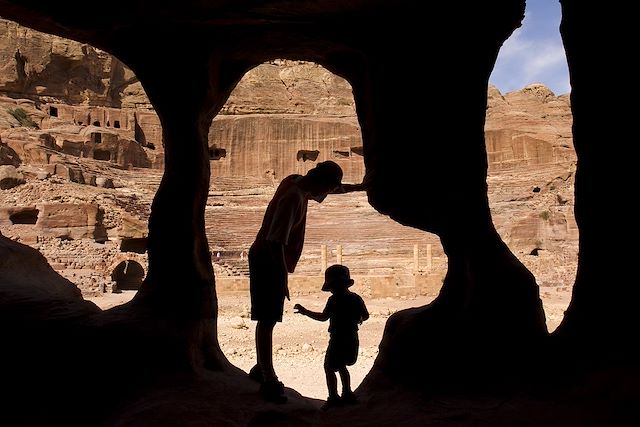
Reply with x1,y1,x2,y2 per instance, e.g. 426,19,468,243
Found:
294,264,369,410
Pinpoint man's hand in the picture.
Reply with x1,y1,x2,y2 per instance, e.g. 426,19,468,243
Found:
335,183,363,193
293,303,305,314
332,170,375,194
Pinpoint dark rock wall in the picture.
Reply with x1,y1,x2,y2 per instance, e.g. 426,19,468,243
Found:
0,0,634,414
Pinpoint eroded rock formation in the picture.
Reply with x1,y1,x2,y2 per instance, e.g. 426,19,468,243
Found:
0,18,147,108
0,1,635,426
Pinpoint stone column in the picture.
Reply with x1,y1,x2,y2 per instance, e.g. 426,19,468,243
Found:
426,243,432,272
413,244,419,274
129,48,246,371
336,244,342,265
321,244,327,272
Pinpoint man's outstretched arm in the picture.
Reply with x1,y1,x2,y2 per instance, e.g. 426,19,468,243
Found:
332,170,375,194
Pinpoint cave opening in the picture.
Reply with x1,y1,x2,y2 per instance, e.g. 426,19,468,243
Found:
111,260,145,291
208,147,227,160
1,2,631,425
94,149,111,161
0,2,573,398
206,59,446,398
296,149,319,162
120,237,148,254
488,0,575,332
9,208,39,224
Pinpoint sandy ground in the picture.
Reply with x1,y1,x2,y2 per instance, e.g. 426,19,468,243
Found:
89,288,571,400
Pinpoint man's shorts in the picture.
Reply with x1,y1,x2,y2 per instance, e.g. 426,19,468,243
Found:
249,248,287,323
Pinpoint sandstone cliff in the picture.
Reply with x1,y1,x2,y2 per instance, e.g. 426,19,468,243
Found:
0,18,148,108
0,17,576,296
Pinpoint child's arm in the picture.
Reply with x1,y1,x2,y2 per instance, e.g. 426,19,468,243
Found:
360,299,370,323
294,303,329,321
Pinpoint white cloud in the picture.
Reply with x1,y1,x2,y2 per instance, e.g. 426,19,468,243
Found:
490,19,571,95
498,28,532,58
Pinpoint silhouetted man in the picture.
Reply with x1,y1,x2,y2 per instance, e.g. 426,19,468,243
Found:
248,161,348,403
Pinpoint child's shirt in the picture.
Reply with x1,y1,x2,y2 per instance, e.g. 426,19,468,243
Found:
324,290,369,335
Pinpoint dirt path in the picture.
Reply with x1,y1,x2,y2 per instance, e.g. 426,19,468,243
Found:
89,289,570,400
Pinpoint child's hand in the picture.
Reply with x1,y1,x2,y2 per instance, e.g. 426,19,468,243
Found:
293,304,304,314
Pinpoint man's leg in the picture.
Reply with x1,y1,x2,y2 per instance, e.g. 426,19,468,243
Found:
256,320,287,403
256,320,277,381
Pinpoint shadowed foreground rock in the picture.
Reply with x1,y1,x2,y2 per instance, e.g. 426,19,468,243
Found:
0,0,637,425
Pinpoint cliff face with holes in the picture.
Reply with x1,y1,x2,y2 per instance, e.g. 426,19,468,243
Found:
0,17,573,187
0,16,577,293
486,83,577,288
210,114,364,182
210,61,364,181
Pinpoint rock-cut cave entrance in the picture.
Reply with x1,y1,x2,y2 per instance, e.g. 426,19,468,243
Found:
206,59,447,399
111,260,145,291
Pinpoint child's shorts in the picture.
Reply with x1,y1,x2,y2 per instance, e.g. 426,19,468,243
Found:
324,332,359,371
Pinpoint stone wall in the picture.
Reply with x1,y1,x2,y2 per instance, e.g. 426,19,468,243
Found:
209,115,364,182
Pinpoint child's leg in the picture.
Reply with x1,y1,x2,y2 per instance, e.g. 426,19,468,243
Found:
325,369,338,399
339,366,358,404
338,366,351,394
324,355,339,399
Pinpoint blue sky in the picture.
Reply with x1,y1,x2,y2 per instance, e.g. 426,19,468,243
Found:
489,0,570,95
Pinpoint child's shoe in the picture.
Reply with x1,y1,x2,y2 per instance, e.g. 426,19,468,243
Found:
341,391,358,405
321,395,343,411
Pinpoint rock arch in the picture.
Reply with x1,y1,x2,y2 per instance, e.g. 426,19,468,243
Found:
0,1,635,426
108,254,148,291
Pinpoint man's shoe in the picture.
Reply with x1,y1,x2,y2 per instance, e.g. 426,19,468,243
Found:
259,379,287,404
248,364,264,384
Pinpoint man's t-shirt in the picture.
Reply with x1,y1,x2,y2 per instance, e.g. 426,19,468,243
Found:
252,174,308,272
